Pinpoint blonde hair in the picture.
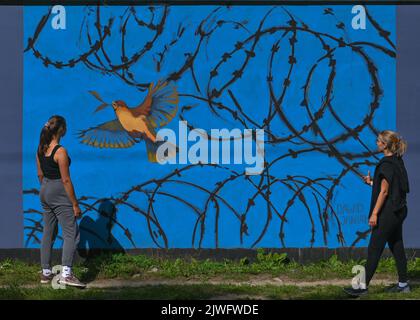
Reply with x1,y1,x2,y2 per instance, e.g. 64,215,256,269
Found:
378,130,408,157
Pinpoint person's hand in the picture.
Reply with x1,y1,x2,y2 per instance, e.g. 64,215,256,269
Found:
369,213,378,227
73,203,82,218
362,170,373,186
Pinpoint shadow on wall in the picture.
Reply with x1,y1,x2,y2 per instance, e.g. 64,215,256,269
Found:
77,199,125,259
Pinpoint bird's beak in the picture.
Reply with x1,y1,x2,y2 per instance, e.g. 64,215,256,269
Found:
111,101,119,110
94,103,110,113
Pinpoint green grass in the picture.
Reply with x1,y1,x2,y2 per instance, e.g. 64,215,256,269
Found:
77,250,420,282
0,259,40,286
0,283,419,300
2,250,420,299
2,249,420,286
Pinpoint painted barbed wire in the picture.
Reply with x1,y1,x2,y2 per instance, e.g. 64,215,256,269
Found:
178,6,394,247
23,147,379,249
83,5,170,90
24,7,115,70
24,5,395,248
176,6,394,246
178,10,394,184
24,155,347,248
24,5,241,93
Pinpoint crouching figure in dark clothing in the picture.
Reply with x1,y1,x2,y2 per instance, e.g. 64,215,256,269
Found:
344,130,410,297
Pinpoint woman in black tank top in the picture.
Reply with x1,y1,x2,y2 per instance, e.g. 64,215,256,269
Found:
35,115,85,288
38,144,72,180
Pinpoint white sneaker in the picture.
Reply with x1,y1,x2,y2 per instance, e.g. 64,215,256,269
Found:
58,274,86,288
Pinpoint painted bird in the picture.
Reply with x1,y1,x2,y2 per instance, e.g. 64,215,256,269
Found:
78,80,179,162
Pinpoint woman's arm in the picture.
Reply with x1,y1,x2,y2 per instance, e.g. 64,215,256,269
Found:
36,154,44,184
369,178,390,227
56,148,81,217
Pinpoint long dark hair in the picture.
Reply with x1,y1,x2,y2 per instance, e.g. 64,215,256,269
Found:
37,115,67,158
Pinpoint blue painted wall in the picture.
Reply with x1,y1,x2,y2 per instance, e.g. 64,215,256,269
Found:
18,5,406,249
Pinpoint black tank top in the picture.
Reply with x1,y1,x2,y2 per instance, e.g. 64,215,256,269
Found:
39,144,71,179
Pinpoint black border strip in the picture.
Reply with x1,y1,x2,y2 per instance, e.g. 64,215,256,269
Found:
2,0,420,6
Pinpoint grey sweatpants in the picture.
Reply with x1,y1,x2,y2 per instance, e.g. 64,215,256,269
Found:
39,177,80,269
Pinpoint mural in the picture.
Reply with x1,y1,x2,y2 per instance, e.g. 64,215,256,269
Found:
23,5,396,249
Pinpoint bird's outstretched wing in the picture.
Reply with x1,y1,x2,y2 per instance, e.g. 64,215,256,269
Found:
131,80,179,128
77,119,140,148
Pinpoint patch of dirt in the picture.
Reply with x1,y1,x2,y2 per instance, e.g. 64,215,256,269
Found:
3,274,417,290
86,276,400,289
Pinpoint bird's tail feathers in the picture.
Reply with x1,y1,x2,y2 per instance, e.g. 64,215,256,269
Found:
144,114,178,163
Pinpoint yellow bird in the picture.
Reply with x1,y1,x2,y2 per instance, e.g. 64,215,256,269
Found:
78,80,178,162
